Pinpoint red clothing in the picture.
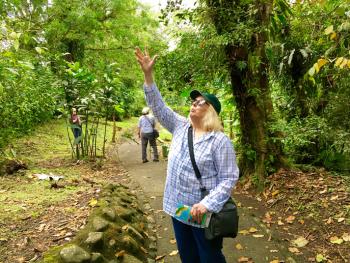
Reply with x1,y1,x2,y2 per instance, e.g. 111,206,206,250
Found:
71,114,81,125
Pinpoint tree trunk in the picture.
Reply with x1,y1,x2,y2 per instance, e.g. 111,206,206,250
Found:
229,111,233,140
207,0,287,186
112,112,116,143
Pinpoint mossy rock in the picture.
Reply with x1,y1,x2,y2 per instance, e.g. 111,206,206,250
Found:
40,183,151,263
59,245,90,263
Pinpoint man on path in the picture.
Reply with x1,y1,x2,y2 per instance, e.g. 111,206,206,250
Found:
138,107,159,163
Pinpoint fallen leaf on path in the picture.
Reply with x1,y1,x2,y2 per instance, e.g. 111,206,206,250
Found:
238,256,252,262
330,195,338,201
271,190,280,196
115,250,125,258
169,239,176,244
16,257,26,263
235,243,244,250
270,260,280,263
337,217,345,223
316,254,327,262
155,255,166,261
239,230,250,235
249,227,258,233
38,223,46,232
342,233,350,242
89,198,98,207
319,189,327,194
288,247,300,254
169,250,178,256
329,236,343,244
270,249,278,253
291,236,309,247
252,234,264,238
326,217,333,224
286,215,295,223
277,220,284,225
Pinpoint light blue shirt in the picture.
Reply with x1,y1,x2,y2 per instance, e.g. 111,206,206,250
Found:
144,83,239,227
138,115,155,134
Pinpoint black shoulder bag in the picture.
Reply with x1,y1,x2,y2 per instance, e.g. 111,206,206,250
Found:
187,126,239,240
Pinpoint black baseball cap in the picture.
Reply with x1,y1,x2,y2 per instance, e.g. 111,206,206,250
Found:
190,90,221,114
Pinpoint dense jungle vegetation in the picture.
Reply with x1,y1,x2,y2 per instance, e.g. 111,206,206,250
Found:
1,0,349,185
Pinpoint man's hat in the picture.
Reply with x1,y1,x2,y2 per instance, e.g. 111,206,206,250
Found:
190,90,221,114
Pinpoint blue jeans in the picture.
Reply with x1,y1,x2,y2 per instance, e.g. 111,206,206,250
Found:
73,128,81,139
172,217,226,263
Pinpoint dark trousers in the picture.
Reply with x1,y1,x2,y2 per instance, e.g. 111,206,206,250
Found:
172,217,226,263
141,132,159,161
72,128,81,139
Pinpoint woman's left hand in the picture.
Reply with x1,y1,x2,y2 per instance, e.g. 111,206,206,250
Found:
190,203,208,224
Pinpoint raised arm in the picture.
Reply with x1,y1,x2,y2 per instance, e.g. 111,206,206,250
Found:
135,47,158,87
135,48,186,133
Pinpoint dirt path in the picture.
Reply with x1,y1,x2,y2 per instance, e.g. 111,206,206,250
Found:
118,140,300,263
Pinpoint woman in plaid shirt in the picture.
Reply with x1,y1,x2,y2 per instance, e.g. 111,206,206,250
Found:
136,48,239,263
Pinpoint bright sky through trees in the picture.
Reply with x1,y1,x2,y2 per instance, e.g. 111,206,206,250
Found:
138,0,196,13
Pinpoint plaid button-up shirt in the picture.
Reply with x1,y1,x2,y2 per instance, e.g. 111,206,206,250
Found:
144,83,239,227
138,115,155,134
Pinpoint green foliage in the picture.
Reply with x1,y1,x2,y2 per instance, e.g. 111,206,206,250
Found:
268,1,350,173
0,0,166,151
0,50,60,148
276,115,349,172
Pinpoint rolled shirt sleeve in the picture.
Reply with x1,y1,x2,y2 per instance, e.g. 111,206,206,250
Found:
143,83,187,134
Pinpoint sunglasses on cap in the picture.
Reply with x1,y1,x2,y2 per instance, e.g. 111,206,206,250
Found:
191,99,208,107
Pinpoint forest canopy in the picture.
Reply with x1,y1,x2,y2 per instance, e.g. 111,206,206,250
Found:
1,0,349,183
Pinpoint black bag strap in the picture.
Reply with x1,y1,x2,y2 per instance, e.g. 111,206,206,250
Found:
188,126,207,193
144,115,155,128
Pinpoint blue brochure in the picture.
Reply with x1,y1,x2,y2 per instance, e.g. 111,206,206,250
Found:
174,204,212,227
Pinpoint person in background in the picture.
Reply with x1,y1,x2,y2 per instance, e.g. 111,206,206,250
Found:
71,107,82,139
135,47,239,263
138,106,159,163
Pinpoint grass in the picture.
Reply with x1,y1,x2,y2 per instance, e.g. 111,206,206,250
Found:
159,127,172,142
0,117,138,225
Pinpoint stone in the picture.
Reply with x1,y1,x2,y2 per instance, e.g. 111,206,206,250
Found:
148,242,157,251
146,216,155,224
149,236,157,242
120,196,133,204
91,253,105,263
85,232,104,246
93,217,109,231
108,239,116,247
115,206,135,222
143,203,152,210
124,225,144,244
102,207,116,221
121,236,140,254
122,254,143,263
147,258,156,263
59,245,90,263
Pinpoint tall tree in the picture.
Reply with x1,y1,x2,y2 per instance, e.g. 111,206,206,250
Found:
200,0,289,184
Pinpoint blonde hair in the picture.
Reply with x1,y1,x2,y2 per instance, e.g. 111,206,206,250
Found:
190,104,223,132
